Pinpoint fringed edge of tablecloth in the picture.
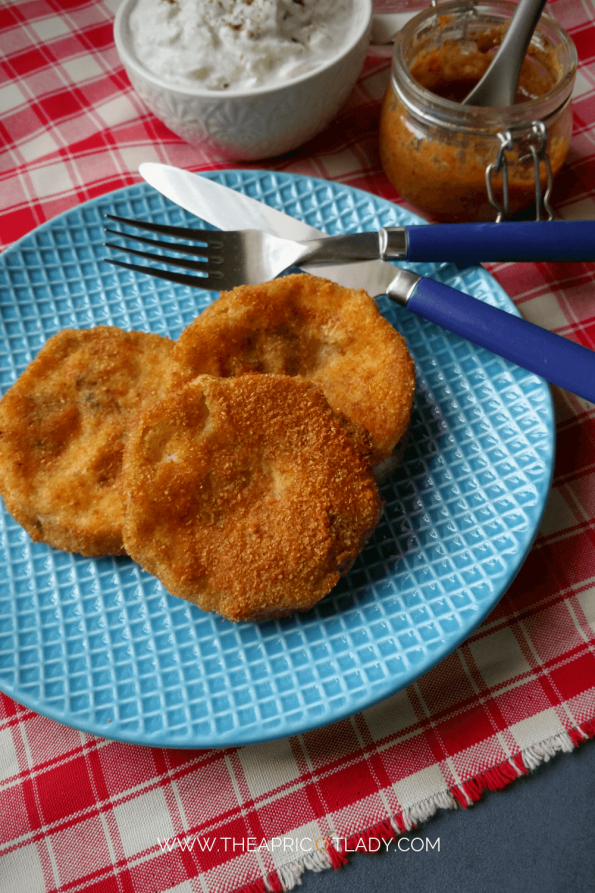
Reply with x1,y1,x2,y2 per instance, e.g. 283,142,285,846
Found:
233,718,595,893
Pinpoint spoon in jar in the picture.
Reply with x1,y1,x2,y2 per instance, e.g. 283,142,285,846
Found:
462,0,549,106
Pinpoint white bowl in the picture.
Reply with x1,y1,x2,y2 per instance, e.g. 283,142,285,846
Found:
114,0,372,162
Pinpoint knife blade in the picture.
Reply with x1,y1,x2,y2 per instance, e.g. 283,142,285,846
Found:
138,163,595,403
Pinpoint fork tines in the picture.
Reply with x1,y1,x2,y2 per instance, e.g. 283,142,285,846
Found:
104,214,225,288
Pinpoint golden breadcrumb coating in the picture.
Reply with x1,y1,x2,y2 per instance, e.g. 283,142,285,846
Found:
169,273,416,466
0,326,174,556
122,374,382,622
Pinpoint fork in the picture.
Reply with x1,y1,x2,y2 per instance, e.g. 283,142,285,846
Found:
104,214,595,287
103,214,595,404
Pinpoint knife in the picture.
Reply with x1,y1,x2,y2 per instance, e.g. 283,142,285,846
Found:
139,163,595,403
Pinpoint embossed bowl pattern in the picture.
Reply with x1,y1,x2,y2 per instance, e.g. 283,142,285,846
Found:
0,172,554,747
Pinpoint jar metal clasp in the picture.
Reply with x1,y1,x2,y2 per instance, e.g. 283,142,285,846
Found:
485,121,555,222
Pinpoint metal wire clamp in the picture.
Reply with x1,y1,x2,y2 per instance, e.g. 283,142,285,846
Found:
486,121,555,221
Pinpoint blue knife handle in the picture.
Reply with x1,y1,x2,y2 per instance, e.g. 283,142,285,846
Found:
406,276,595,402
403,221,595,264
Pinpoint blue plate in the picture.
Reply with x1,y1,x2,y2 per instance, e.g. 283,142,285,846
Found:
0,171,554,747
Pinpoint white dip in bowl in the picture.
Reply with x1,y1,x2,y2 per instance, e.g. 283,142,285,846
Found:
129,0,356,92
114,0,372,160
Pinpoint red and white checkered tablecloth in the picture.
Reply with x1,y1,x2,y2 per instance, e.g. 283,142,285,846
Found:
1,1,595,892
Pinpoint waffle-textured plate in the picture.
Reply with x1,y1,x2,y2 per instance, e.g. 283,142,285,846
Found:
0,171,554,747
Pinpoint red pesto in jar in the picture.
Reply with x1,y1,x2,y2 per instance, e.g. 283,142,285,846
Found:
379,24,570,222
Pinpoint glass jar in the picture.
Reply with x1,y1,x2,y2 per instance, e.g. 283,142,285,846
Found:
379,1,577,221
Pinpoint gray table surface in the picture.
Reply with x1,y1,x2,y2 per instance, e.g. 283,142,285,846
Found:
298,735,595,893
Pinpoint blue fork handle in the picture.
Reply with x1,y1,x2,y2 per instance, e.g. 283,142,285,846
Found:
405,276,595,402
402,221,595,264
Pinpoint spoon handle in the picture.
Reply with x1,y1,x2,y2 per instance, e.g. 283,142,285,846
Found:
463,0,549,107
